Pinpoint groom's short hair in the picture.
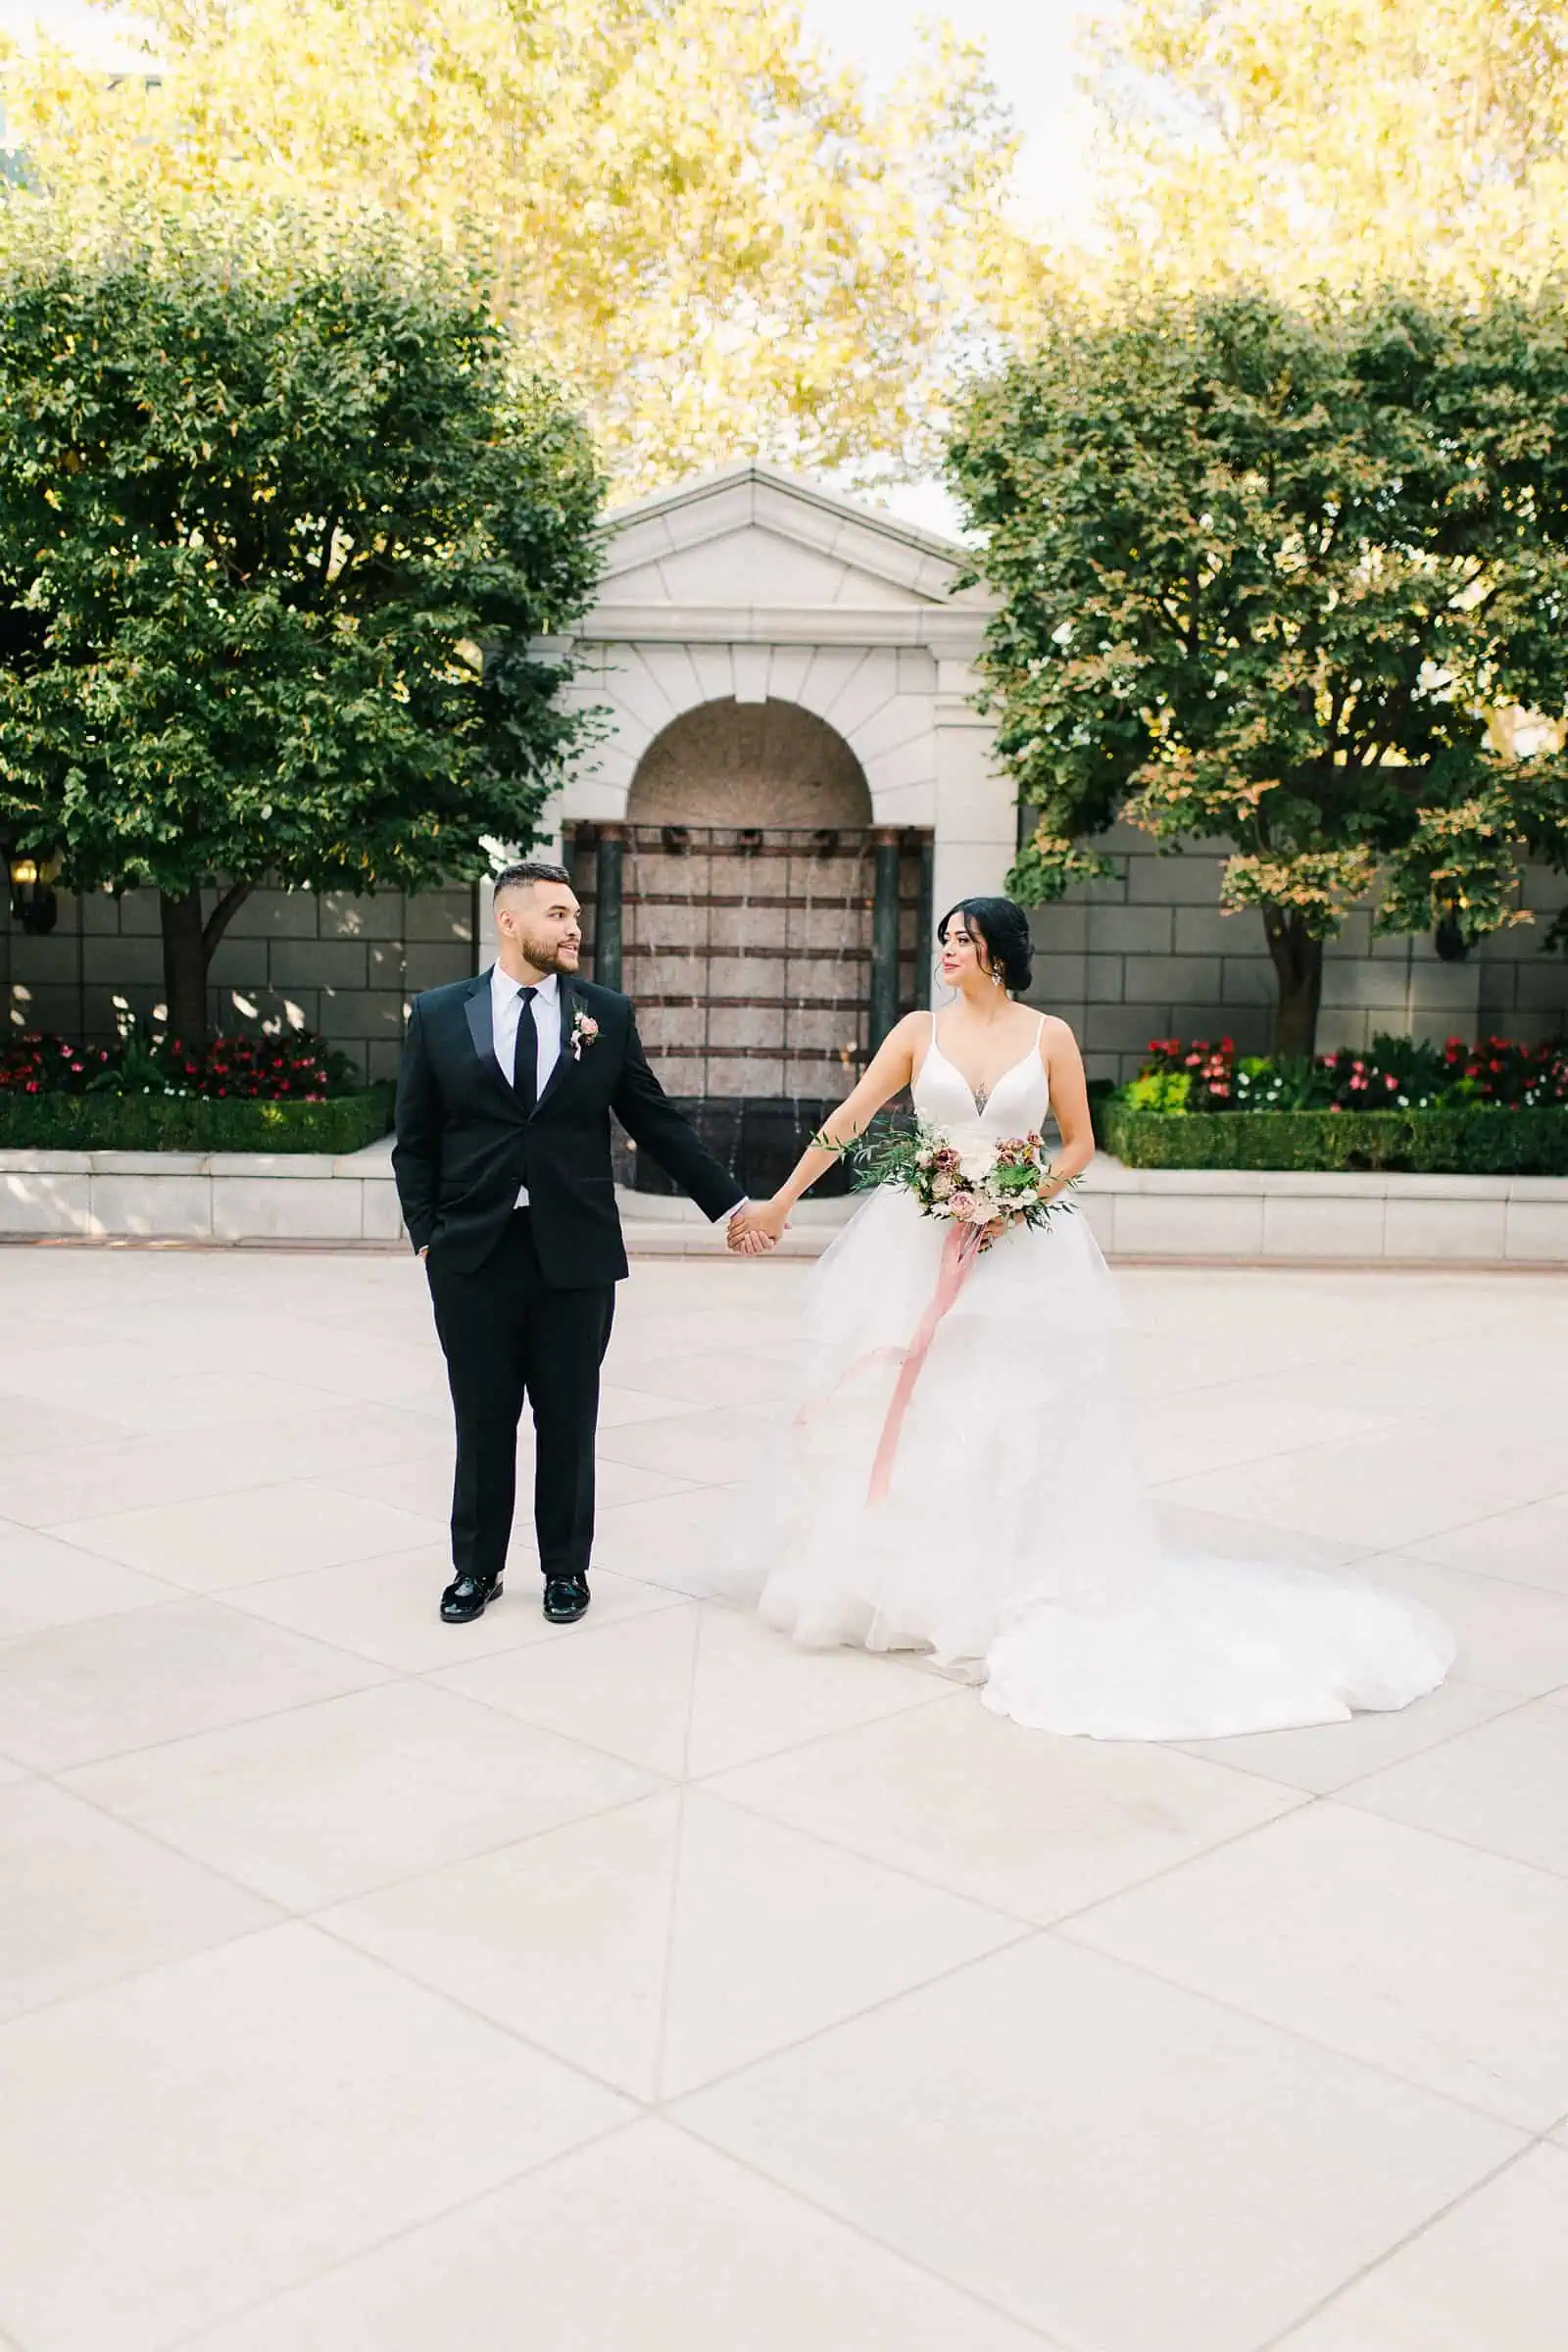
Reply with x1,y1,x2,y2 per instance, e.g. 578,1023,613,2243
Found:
493,859,571,900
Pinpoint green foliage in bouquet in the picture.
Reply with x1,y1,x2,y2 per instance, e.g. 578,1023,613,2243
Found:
849,1116,1080,1248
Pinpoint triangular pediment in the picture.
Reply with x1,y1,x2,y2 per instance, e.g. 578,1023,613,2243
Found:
594,462,986,612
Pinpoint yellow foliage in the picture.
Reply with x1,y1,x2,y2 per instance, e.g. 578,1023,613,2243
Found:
1085,0,1568,295
2,0,1041,492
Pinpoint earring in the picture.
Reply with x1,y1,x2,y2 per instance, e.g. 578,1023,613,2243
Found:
991,968,1004,988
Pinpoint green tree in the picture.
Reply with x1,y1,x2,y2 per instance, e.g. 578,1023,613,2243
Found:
947,285,1568,1056
0,212,603,1046
2,0,1038,494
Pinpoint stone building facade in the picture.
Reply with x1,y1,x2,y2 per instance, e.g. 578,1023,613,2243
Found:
5,462,1564,1084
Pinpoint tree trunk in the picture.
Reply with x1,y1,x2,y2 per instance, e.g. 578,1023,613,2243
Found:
158,882,257,1050
160,888,209,1049
1261,906,1324,1060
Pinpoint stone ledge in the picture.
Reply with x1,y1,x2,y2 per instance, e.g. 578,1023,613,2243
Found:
0,1150,1564,1264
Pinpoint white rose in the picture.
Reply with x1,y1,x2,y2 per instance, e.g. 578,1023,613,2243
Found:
957,1143,997,1186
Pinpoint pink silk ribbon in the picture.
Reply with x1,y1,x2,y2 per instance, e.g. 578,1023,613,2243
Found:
865,1220,986,1505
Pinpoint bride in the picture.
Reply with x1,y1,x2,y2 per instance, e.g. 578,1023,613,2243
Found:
725,895,1453,1741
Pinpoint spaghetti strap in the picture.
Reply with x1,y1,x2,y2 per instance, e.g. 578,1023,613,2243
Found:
910,1006,938,1091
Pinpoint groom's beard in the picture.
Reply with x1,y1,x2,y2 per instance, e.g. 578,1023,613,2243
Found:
515,934,580,977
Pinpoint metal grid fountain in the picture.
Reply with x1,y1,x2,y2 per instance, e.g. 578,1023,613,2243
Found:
568,820,929,1197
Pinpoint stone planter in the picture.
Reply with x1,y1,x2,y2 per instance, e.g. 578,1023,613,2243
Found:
1,1142,1564,1263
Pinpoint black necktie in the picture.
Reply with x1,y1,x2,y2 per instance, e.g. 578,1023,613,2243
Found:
513,985,539,1112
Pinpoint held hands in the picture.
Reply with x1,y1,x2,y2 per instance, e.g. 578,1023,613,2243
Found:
726,1199,788,1255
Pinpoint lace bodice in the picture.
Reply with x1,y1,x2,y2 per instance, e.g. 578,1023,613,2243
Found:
912,1012,1050,1137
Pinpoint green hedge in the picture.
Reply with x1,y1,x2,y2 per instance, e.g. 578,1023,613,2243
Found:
0,1086,394,1155
1102,1102,1568,1176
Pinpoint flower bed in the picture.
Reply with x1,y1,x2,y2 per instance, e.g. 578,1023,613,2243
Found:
0,1089,394,1154
0,1026,392,1152
0,1026,360,1100
1103,1034,1568,1174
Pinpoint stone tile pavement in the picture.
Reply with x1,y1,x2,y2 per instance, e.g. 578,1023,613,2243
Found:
0,1244,1565,2351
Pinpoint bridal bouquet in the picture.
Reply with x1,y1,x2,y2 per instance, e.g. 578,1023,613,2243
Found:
853,1120,1079,1252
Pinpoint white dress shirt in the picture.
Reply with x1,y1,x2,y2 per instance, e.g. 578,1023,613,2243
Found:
494,963,559,1207
491,963,744,1226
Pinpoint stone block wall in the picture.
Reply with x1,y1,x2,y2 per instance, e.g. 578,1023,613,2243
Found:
1475,858,1568,1043
8,831,1563,1093
2,882,478,1084
1021,822,1568,1082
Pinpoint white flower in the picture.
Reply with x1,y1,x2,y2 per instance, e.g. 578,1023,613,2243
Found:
957,1142,998,1186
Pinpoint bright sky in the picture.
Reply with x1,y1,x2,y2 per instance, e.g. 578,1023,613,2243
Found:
795,0,1108,533
797,0,1103,242
1,0,1107,533
0,0,154,73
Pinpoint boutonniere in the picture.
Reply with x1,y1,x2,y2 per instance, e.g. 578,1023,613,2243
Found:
569,1008,600,1061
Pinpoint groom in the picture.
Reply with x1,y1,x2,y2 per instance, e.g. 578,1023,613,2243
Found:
393,860,763,1627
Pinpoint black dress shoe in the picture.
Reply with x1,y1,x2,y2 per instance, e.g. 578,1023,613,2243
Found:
543,1571,590,1625
440,1571,502,1624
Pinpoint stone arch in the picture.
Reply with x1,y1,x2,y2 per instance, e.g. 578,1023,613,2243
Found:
566,692,930,1179
625,697,872,829
565,639,937,832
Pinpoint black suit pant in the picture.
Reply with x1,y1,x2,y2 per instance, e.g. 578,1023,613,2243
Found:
425,1210,614,1589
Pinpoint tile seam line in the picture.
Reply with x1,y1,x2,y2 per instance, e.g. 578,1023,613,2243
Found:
306,1910,658,2113
1253,2132,1562,2352
650,1604,705,2102
1335,1763,1568,1887
1145,1490,1568,1553
1172,1679,1549,1798
219,1542,700,1603
1037,1911,1549,2142
29,1616,647,1774
274,1780,1056,2111
1176,1517,1568,1600
651,1902,1043,2110
1103,1252,1568,1278
22,1527,455,1601
0,1910,290,2038
415,1654,706,1788
153,2112,645,2352
1392,1552,1568,1605
662,2111,1078,2352
691,1760,1312,1938
1136,1414,1441,1489
678,1673,968,1780
4,1460,399,1546
24,1773,680,2006
15,1641,406,1774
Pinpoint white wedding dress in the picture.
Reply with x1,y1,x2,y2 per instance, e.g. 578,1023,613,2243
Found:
723,1014,1454,1740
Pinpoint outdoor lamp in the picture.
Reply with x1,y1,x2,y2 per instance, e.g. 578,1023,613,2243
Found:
8,852,61,936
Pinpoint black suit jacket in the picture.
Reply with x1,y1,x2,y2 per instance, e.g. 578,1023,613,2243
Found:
392,970,745,1285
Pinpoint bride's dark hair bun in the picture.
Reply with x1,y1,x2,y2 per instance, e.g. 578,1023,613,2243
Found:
938,897,1034,995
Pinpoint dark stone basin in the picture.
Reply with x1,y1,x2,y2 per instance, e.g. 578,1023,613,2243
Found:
614,1097,856,1199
